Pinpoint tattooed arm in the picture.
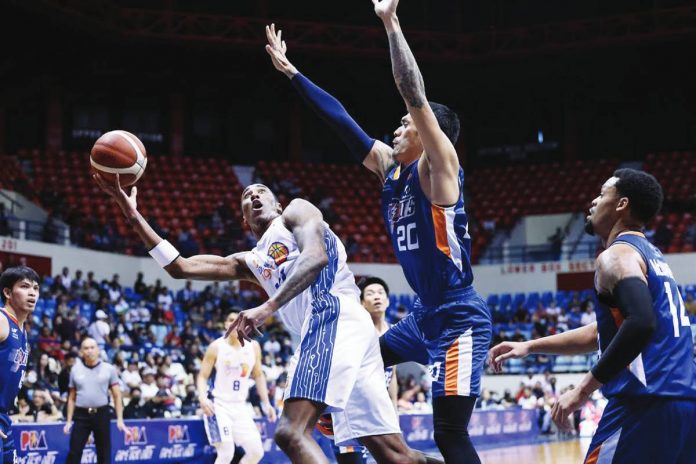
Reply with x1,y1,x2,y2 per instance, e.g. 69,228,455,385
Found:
373,0,460,205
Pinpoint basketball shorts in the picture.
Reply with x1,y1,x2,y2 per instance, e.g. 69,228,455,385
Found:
381,287,492,398
0,414,17,464
204,400,262,451
285,294,400,445
584,396,696,464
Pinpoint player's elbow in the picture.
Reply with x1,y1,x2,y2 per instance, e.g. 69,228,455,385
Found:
165,260,186,279
307,249,329,272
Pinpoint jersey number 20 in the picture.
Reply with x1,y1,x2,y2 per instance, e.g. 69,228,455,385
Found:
396,223,419,251
665,282,690,337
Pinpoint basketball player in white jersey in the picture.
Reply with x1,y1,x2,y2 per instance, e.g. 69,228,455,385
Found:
95,175,438,464
198,312,275,464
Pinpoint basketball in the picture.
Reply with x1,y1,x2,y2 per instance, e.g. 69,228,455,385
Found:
90,130,148,187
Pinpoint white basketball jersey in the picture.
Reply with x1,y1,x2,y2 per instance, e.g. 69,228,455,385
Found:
244,216,360,335
212,339,256,403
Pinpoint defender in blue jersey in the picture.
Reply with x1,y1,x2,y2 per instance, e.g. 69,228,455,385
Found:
490,169,696,463
0,266,38,464
266,0,492,459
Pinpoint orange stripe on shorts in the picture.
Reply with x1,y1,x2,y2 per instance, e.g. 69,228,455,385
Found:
444,338,459,395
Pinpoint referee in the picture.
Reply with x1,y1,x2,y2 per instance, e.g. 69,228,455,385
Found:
63,337,127,464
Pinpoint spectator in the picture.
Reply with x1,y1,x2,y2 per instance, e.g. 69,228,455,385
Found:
87,310,111,353
121,361,142,391
685,293,696,317
140,369,159,402
263,334,281,357
123,387,148,420
580,300,597,326
0,203,11,236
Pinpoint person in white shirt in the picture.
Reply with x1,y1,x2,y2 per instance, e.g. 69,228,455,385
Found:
580,300,597,326
121,361,142,391
87,310,111,353
198,312,276,464
139,369,159,402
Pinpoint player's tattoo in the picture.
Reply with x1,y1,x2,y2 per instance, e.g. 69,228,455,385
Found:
388,31,425,108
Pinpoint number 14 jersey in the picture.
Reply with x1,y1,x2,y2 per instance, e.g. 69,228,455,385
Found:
595,233,696,399
382,160,473,307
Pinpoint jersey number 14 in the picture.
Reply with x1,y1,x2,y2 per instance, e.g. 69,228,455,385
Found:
665,282,690,337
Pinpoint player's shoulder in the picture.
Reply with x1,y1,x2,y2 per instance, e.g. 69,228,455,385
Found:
595,243,646,287
0,309,9,342
282,198,322,224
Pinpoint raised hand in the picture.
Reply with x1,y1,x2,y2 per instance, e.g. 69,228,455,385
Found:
93,173,139,219
487,341,531,373
371,0,400,20
265,23,298,78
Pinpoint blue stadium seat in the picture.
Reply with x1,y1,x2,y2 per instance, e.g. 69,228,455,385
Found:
486,294,499,307
499,293,512,311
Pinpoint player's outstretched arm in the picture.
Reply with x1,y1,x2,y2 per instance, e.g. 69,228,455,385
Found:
374,0,460,205
488,323,599,373
94,173,255,282
265,23,393,182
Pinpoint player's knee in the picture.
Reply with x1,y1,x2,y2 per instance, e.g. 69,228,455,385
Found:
274,424,302,454
215,442,236,464
241,442,264,464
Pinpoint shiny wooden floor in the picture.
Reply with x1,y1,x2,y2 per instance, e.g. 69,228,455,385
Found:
479,438,589,464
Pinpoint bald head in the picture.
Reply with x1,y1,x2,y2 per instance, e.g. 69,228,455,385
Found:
80,337,100,365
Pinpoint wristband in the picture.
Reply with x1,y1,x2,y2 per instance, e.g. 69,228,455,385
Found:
148,240,180,267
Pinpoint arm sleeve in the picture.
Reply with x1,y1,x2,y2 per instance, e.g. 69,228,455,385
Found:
68,369,75,389
291,73,375,162
590,277,656,384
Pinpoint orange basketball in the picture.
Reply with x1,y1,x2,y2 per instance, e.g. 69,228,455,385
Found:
90,130,147,187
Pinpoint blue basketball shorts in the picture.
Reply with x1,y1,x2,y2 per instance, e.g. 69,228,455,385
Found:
381,287,492,398
584,396,696,464
0,414,17,464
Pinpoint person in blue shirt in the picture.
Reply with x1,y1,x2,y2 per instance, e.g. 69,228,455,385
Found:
265,1,492,460
490,169,696,463
0,266,38,464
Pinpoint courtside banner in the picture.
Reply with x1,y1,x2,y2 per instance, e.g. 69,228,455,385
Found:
13,409,538,463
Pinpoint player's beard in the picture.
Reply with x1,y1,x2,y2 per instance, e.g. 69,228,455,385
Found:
584,219,595,236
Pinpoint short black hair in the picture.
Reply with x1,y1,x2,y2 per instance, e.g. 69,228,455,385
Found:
358,276,389,301
429,102,460,145
0,266,40,302
613,168,663,224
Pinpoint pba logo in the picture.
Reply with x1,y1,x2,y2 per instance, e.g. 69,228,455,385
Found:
267,242,289,265
125,426,148,445
20,430,48,451
168,425,191,444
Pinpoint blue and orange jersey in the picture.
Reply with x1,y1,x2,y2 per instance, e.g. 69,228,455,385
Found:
595,233,696,398
0,308,29,412
381,161,473,307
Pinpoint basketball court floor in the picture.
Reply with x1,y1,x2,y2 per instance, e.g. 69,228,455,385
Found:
479,438,589,464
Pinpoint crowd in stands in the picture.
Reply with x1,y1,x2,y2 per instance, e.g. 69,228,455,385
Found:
3,263,691,434
0,265,452,426
476,371,607,438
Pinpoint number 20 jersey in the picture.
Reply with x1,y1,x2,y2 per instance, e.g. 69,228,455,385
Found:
596,234,696,399
381,161,473,307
